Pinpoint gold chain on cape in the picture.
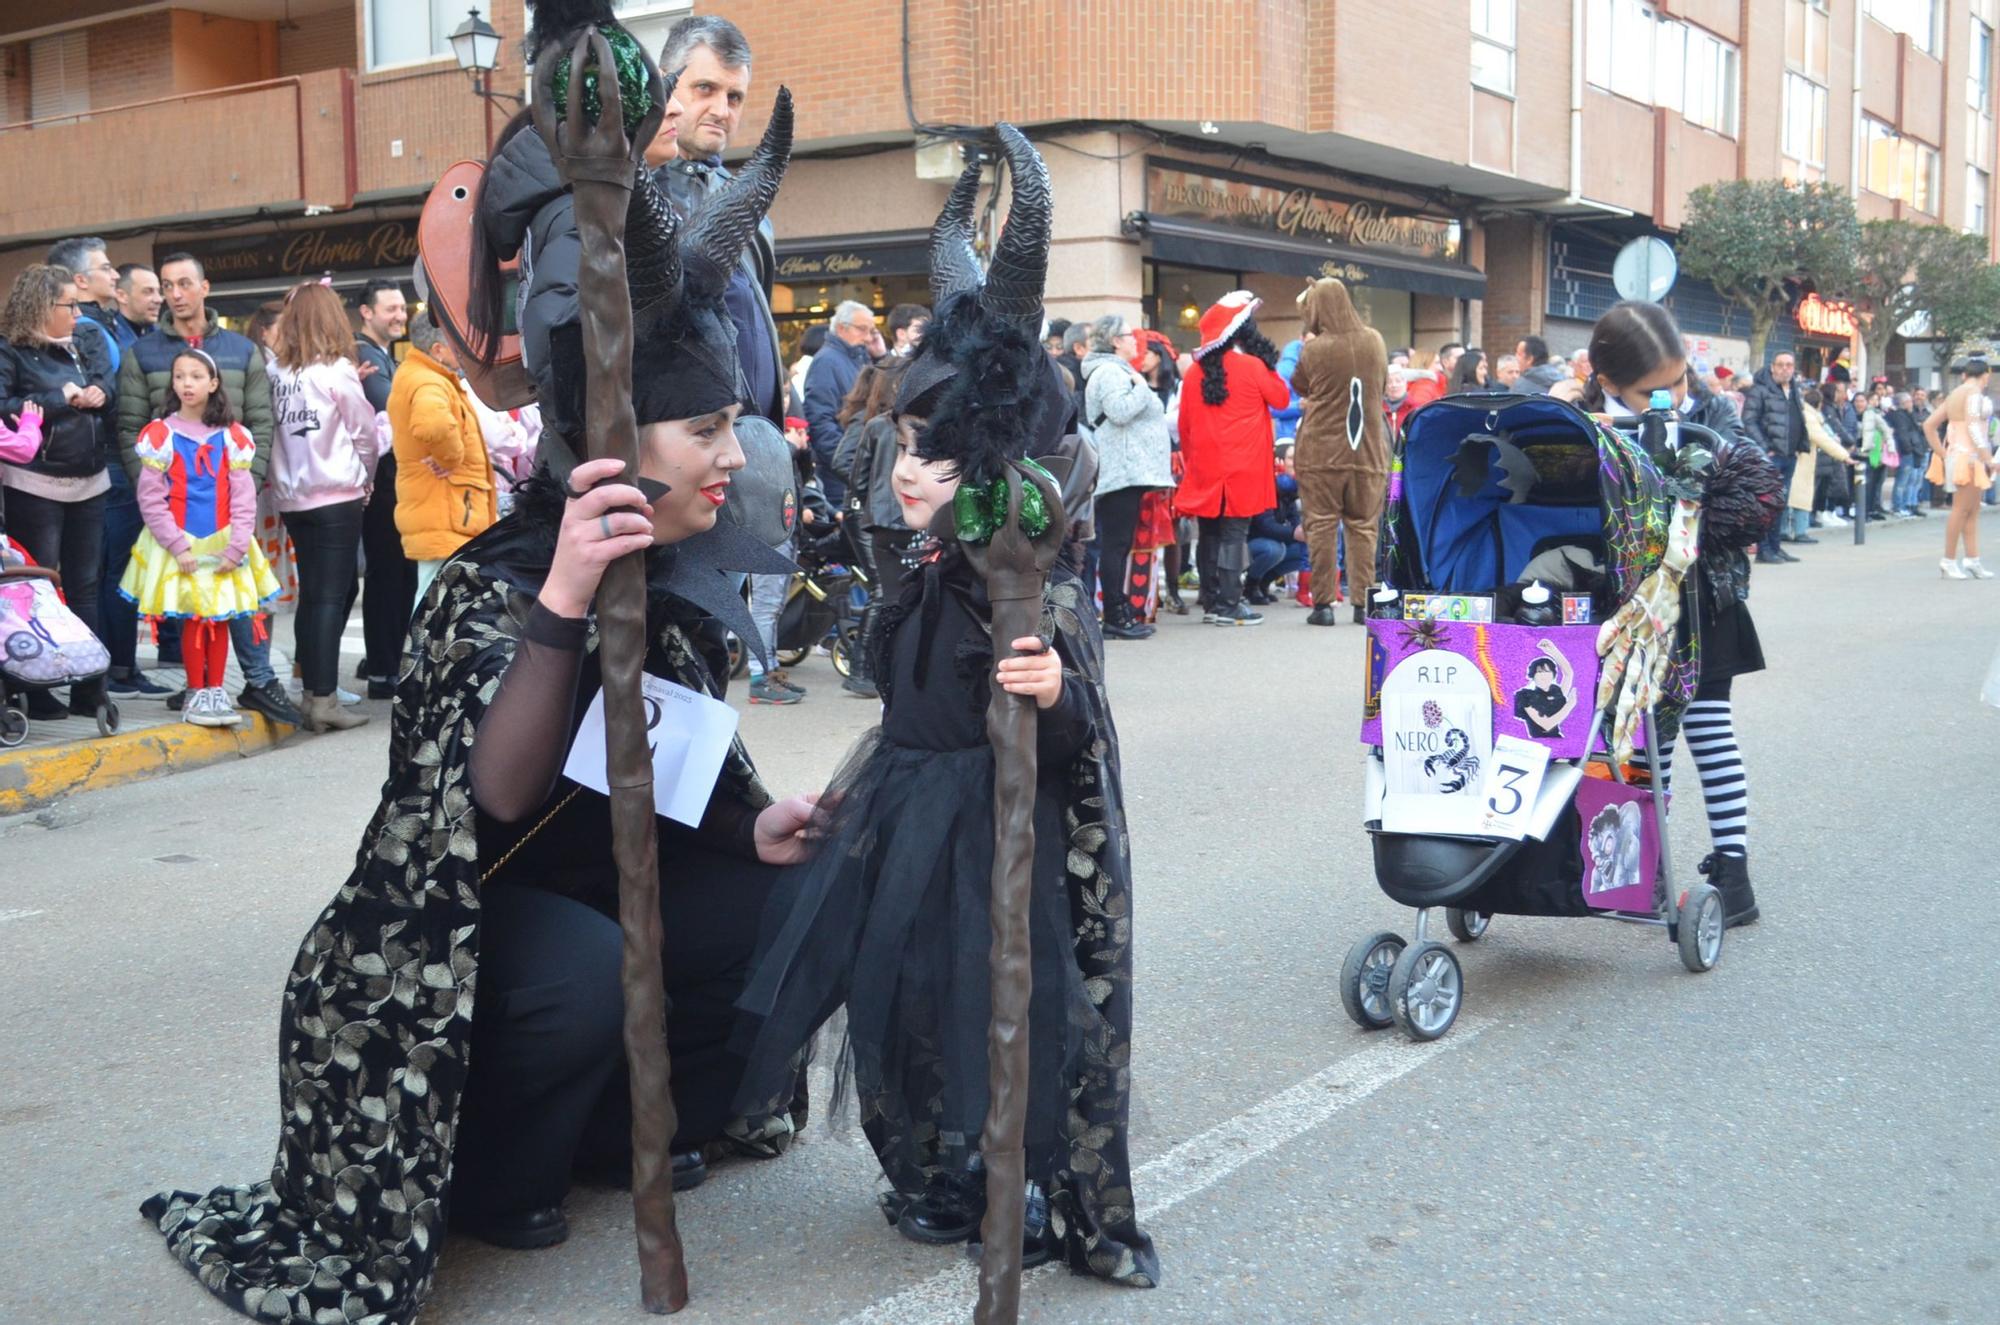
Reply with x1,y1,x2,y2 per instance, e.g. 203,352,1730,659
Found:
479,787,584,884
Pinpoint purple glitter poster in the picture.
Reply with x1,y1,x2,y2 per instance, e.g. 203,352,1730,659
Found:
1574,776,1662,912
1362,621,1601,759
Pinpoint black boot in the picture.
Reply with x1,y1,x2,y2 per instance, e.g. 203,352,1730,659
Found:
966,1180,1056,1270
1699,852,1759,927
1101,598,1155,640
448,1203,570,1250
896,1153,986,1245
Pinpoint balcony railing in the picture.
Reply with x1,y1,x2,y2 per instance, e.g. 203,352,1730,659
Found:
0,70,355,243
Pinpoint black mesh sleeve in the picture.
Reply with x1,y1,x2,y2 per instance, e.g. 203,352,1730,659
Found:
468,602,589,823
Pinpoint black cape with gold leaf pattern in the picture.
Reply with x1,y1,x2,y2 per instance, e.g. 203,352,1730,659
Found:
139,518,769,1325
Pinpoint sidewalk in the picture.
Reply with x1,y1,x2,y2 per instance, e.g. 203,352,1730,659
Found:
0,604,372,816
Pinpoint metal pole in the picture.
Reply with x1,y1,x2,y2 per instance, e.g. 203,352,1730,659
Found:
1853,463,1867,545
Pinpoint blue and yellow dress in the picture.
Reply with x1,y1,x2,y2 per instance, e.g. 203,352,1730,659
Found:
119,420,280,621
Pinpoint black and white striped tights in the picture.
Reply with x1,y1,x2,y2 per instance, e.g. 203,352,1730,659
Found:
1652,698,1748,858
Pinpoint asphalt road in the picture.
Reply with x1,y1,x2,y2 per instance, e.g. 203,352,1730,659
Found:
3,514,1996,1325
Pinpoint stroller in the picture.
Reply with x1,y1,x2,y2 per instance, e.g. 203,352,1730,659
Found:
1341,393,1724,1042
727,514,874,681
1,535,119,746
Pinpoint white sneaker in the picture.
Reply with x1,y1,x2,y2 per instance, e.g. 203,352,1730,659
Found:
285,677,305,704
208,688,244,726
336,686,362,706
185,687,219,727
1942,557,1970,580
1962,558,1995,580
1823,511,1848,527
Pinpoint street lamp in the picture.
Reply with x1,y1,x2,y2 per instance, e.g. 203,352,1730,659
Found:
449,8,520,147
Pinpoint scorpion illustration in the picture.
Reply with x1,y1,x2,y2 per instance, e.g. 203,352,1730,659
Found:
1423,726,1481,793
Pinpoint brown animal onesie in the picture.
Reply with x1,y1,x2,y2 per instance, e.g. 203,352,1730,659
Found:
1289,278,1389,609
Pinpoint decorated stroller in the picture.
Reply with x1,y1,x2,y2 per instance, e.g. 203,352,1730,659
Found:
1342,393,1725,1042
1,535,119,746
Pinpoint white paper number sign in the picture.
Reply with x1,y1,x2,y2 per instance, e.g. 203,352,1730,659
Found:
561,674,740,827
1474,735,1551,839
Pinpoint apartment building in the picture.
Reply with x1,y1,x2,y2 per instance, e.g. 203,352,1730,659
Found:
2,1,1993,380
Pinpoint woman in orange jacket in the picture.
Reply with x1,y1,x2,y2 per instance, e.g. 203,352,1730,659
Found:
389,313,496,604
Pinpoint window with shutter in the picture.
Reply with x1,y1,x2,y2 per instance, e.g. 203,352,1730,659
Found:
29,30,90,126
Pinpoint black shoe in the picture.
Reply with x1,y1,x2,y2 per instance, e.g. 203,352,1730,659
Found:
1306,605,1339,627
24,690,68,720
1698,852,1760,928
449,1204,570,1250
165,687,188,712
1243,584,1273,606
1777,549,1801,563
1352,604,1367,625
107,671,173,698
367,678,397,701
1793,534,1819,544
966,1181,1056,1271
842,674,880,699
1210,603,1263,627
1102,619,1155,640
897,1156,986,1245
1162,594,1189,616
354,657,371,681
1755,550,1784,565
238,678,304,728
672,1149,708,1192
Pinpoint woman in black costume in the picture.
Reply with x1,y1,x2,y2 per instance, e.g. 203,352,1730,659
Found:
138,12,813,1319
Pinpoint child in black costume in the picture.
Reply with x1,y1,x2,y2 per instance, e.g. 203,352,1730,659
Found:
733,128,1159,1289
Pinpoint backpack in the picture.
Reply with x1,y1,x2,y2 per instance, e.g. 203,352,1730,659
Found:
417,159,535,411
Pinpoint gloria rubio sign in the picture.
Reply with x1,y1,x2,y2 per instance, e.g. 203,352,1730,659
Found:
1147,160,1462,262
159,219,420,286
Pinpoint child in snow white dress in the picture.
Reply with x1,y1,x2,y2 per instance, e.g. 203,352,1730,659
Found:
120,349,279,726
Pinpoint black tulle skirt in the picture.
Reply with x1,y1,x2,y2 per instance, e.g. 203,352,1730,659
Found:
733,731,1098,1195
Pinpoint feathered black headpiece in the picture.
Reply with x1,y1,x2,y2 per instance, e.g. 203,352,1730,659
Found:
894,124,1058,486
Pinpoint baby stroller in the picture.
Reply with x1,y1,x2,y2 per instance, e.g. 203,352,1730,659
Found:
1341,393,1724,1042
726,514,874,681
1,535,119,746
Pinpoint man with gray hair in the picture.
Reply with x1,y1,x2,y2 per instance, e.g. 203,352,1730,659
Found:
802,300,880,505
1492,352,1521,390
652,15,785,425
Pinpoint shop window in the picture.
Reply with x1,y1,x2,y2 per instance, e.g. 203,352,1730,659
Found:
1867,0,1940,55
1680,26,1738,135
1969,166,1990,235
1786,0,1831,83
367,0,489,70
1471,0,1516,97
1585,0,1659,103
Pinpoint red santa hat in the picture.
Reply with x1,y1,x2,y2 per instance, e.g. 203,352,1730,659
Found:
1195,290,1261,360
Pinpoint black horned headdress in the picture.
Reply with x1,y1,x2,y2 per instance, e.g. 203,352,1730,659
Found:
895,124,1056,488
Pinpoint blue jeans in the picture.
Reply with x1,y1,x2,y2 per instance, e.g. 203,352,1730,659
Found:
745,541,791,679
1783,507,1812,538
1892,459,1926,512
1247,536,1310,585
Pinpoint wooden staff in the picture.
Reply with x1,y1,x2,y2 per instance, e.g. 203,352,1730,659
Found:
530,32,688,1313
964,463,1065,1325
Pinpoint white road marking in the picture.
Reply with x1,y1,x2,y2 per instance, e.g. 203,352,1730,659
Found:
836,1022,1486,1325
0,909,48,923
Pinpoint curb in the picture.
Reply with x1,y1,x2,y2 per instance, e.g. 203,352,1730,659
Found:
0,713,292,817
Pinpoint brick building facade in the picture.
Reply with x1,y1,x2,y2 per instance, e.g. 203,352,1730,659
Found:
3,0,1996,381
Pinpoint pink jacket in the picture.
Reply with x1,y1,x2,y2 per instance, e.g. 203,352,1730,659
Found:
267,358,379,512
133,419,257,564
0,407,43,464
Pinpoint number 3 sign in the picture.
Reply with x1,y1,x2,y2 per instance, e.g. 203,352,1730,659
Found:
1474,735,1551,839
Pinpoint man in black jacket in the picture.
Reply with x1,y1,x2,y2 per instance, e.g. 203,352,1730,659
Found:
352,279,415,700
1738,353,1806,562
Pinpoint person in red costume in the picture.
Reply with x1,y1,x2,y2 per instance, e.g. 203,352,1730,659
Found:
1176,292,1290,626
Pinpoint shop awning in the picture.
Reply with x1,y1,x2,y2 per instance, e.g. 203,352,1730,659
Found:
1126,213,1487,301
772,229,931,282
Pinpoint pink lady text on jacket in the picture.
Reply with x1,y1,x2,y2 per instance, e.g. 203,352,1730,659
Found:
266,358,379,513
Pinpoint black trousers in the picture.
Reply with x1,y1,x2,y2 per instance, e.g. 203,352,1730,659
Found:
1195,514,1250,612
1095,486,1146,624
451,845,781,1214
282,499,364,696
359,456,416,680
98,466,143,675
